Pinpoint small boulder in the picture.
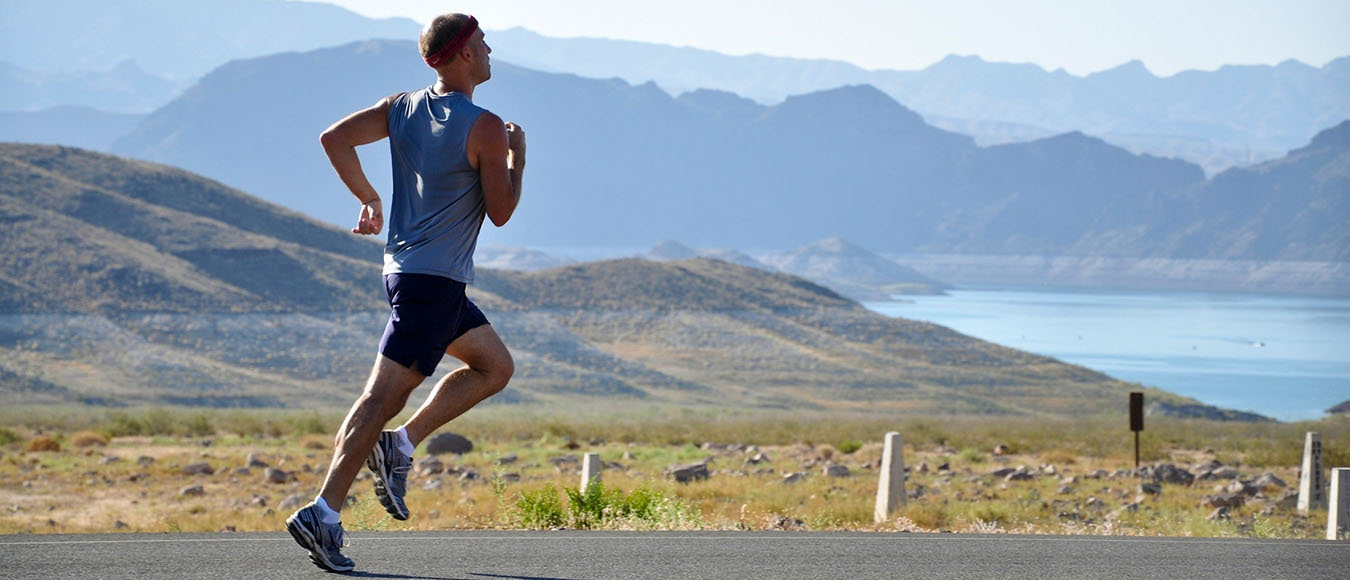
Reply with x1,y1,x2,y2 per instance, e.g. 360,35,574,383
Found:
1205,493,1245,508
1252,473,1286,490
1139,483,1162,496
1225,480,1258,497
416,457,446,476
136,456,156,467
181,462,214,476
496,454,518,465
822,464,850,478
179,485,205,497
781,472,805,485
278,494,306,511
424,433,474,455
1150,464,1195,486
246,453,269,469
1005,466,1035,481
667,463,710,483
264,468,289,484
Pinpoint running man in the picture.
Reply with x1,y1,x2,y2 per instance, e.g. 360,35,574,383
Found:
286,13,525,572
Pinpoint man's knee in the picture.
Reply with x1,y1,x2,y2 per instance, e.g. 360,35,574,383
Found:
479,350,514,392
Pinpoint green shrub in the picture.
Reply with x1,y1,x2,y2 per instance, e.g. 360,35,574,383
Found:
0,428,19,447
516,484,565,529
565,482,614,529
836,440,862,455
958,447,986,464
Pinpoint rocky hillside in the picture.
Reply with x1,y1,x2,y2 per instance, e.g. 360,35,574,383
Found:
1,144,1225,416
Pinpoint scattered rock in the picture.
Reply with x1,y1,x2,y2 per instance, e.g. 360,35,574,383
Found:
181,462,214,476
547,455,579,466
1138,483,1162,496
822,464,851,478
781,472,805,485
1208,506,1232,521
1200,467,1241,480
771,515,806,531
114,520,128,529
1086,497,1106,509
179,485,205,497
425,433,474,455
99,455,121,465
246,453,269,469
1060,476,1079,486
458,469,479,481
234,468,252,476
423,479,443,491
1205,493,1246,508
416,457,446,476
993,444,1012,456
1005,466,1035,481
279,494,306,511
264,468,289,484
1147,464,1195,486
990,467,1017,478
745,452,770,465
1057,485,1075,495
499,473,521,482
667,463,710,483
1275,490,1299,509
1252,473,1287,490
496,454,518,465
1040,464,1058,476
251,496,267,507
136,456,155,467
1226,480,1258,497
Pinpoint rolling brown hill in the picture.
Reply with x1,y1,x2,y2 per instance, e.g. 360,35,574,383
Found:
0,144,1193,415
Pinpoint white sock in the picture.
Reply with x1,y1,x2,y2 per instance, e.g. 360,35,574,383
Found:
394,426,415,457
314,496,341,524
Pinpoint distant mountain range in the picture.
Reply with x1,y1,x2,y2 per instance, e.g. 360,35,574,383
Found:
96,39,1348,295
1,143,1216,417
3,2,1346,175
489,28,1349,173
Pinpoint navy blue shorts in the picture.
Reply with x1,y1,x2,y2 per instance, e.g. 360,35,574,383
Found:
378,273,489,377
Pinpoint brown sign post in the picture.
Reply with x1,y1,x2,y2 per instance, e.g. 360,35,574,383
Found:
1129,392,1144,468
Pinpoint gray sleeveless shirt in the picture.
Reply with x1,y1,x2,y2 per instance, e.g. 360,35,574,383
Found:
382,88,487,283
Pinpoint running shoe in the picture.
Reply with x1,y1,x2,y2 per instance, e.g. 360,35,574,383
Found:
366,430,412,520
284,502,354,572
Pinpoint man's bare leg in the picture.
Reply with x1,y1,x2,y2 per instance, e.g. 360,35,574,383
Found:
318,354,426,510
400,324,513,446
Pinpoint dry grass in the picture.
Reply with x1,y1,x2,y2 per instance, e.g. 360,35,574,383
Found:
0,408,1343,538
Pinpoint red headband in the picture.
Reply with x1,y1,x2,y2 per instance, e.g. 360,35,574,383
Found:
424,15,479,68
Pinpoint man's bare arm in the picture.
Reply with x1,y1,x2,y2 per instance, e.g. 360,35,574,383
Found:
320,94,400,235
469,111,525,227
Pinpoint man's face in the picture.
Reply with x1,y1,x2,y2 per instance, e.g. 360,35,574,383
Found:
470,29,491,83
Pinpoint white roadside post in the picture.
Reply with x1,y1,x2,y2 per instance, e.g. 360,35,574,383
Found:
874,431,906,524
1299,432,1326,513
581,452,601,493
1328,468,1349,540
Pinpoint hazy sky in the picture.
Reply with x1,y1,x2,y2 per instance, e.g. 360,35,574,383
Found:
316,0,1350,76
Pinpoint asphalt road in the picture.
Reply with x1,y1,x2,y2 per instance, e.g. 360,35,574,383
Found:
0,531,1346,580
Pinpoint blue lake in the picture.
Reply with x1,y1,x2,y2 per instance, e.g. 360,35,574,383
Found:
863,289,1350,421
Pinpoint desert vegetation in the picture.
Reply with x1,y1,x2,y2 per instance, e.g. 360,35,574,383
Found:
1,406,1344,538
